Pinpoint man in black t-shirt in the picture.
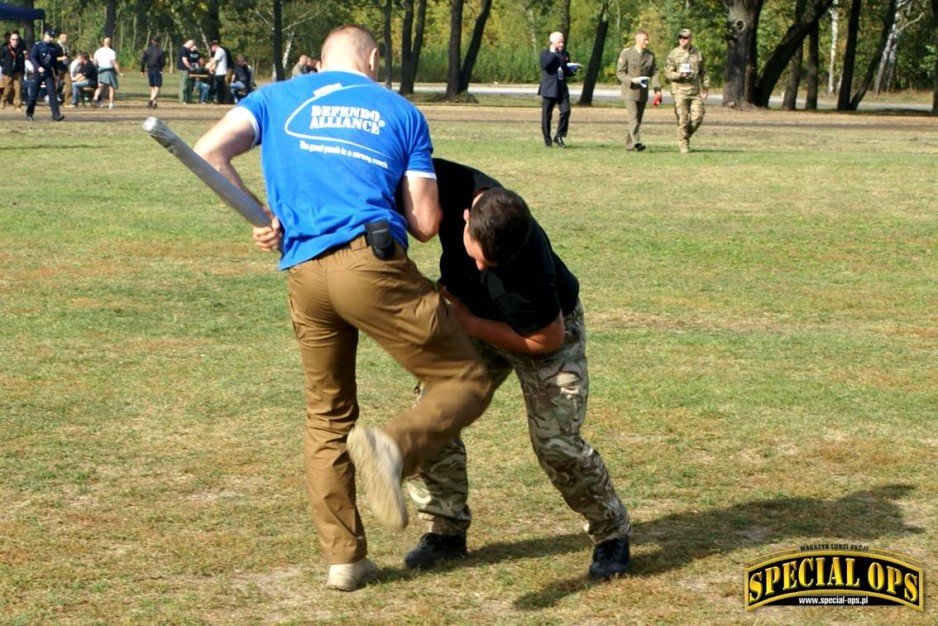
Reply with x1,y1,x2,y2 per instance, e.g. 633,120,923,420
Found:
177,39,195,104
405,159,632,580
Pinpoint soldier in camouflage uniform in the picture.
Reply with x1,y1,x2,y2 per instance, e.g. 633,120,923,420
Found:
404,159,631,580
665,28,709,154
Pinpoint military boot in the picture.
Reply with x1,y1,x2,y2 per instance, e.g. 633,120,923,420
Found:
404,532,468,569
679,138,690,154
588,536,630,580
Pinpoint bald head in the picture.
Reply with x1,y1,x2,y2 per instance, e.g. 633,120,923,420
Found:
320,25,379,77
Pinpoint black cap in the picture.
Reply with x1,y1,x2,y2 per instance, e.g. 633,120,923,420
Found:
44,27,57,37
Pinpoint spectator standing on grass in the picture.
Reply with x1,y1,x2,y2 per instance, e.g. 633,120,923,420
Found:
140,36,165,109
206,40,229,104
67,52,97,107
26,28,64,122
193,25,492,593
188,43,201,70
403,159,632,581
55,32,71,105
1,31,26,111
538,31,576,148
665,28,708,154
92,36,122,109
177,39,195,104
616,29,661,152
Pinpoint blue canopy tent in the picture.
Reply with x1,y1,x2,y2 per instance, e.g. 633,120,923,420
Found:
0,3,45,22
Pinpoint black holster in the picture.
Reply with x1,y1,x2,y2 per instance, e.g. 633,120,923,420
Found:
364,219,396,261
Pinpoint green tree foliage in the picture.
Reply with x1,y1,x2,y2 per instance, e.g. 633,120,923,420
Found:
30,0,936,93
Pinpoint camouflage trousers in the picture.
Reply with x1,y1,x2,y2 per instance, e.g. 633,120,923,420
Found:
672,91,704,149
407,302,631,544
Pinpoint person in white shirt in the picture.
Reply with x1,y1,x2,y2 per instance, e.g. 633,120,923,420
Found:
69,53,81,81
92,36,122,109
206,40,229,105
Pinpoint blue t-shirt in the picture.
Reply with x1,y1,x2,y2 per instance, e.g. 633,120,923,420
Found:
236,70,436,270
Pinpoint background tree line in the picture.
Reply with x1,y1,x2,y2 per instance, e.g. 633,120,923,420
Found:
9,0,937,112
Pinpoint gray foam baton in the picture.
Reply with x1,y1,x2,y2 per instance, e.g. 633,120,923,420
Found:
142,116,271,227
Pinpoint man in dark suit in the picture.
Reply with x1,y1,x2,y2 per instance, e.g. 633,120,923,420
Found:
538,31,576,148
616,29,661,151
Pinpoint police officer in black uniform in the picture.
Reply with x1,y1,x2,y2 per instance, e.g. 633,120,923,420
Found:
26,28,64,121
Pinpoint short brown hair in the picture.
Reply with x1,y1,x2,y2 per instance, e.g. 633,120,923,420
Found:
468,188,533,266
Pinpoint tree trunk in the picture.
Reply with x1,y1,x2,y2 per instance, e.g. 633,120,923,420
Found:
413,0,427,90
849,0,898,109
753,0,835,107
828,0,840,92
805,22,820,109
836,0,861,110
932,0,938,114
400,0,428,95
782,0,809,110
21,0,35,47
722,0,764,108
578,1,609,105
400,0,415,94
560,0,572,43
205,0,221,43
874,18,899,93
273,0,285,81
383,0,393,88
281,29,294,79
446,0,464,97
781,45,803,109
458,0,493,93
105,0,117,38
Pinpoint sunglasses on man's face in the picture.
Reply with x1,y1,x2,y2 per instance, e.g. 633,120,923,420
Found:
679,36,690,40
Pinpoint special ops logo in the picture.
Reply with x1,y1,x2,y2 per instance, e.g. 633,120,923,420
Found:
744,545,924,610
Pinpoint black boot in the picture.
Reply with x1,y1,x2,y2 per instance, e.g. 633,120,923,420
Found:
588,536,630,580
404,533,467,569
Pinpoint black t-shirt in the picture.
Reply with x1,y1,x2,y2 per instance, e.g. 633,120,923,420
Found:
79,60,97,84
434,158,580,335
177,45,189,70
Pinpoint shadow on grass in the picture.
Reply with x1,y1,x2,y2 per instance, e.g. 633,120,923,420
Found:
513,484,919,610
374,532,588,584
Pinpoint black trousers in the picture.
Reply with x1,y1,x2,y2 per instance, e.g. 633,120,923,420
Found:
213,75,229,104
541,83,570,143
26,72,61,119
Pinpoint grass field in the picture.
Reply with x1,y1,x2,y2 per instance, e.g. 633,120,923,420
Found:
1,77,936,624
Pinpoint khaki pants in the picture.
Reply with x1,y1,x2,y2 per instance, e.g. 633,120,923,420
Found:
287,235,492,564
624,99,647,149
1,73,22,108
59,70,72,103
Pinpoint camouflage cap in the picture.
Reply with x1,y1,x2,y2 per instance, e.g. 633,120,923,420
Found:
678,28,692,38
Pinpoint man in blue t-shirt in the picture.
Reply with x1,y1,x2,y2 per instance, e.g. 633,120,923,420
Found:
193,25,491,592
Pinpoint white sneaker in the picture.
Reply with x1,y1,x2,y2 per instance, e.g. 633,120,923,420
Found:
108,102,115,110
346,427,408,530
326,557,378,592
